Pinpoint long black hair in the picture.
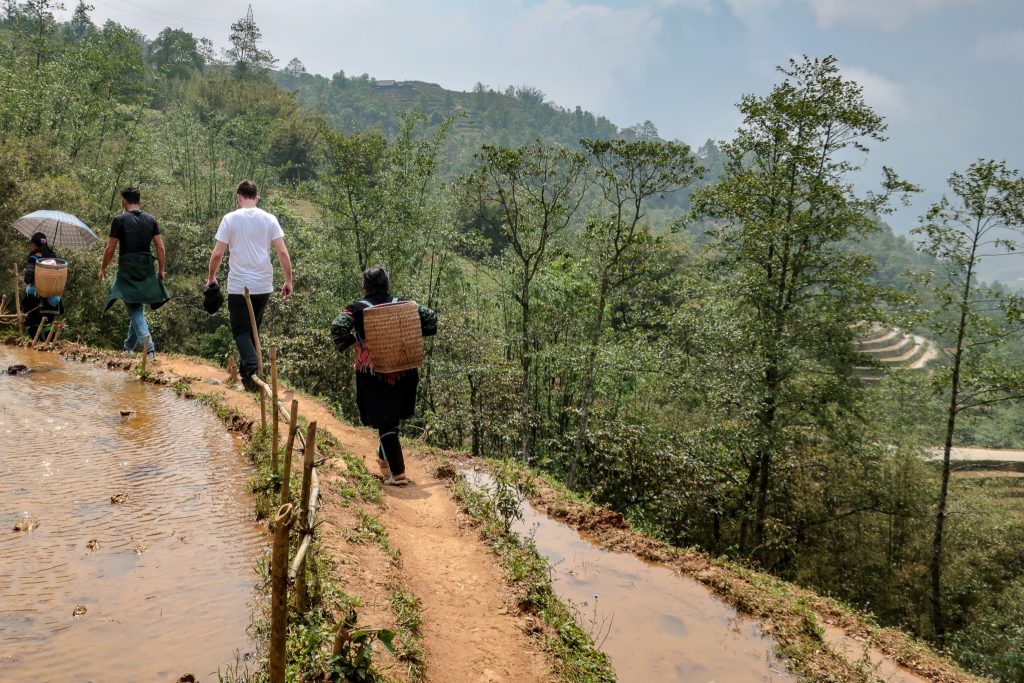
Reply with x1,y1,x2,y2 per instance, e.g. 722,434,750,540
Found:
30,232,55,258
362,266,390,296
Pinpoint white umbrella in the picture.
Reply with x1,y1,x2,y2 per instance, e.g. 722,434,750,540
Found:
13,210,99,248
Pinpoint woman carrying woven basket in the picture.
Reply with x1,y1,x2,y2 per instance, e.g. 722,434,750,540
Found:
21,232,64,336
330,267,437,485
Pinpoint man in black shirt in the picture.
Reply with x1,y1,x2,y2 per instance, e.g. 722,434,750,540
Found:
99,187,169,360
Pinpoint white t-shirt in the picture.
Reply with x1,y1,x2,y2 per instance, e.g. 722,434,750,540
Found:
215,207,285,295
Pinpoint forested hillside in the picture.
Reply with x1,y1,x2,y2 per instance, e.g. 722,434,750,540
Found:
2,3,1024,681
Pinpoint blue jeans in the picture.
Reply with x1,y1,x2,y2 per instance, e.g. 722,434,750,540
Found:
124,303,154,352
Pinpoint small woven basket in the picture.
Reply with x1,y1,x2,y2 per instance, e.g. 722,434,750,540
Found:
33,258,68,298
363,300,424,373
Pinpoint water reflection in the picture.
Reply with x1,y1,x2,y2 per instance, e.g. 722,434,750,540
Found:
0,347,264,682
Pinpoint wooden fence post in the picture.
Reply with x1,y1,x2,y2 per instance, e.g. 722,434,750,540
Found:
242,287,263,376
282,399,299,504
13,263,23,336
295,421,317,612
32,317,47,344
269,503,295,683
271,346,279,473
140,334,151,372
243,287,267,432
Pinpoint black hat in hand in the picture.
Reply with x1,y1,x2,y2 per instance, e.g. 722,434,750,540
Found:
203,282,224,314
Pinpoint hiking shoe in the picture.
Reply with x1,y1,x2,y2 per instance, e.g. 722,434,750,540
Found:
241,376,257,393
147,350,156,362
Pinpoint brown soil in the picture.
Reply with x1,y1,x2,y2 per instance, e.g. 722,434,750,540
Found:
25,339,984,682
125,352,554,683
453,455,984,683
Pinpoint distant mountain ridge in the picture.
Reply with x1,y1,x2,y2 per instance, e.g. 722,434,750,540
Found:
271,69,627,157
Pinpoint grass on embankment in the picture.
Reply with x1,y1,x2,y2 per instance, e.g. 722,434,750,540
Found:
431,459,616,683
453,455,986,683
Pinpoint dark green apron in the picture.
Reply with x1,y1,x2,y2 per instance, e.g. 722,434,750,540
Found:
104,251,169,311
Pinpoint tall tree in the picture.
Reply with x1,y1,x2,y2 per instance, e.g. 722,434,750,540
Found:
224,4,276,76
566,138,702,486
692,55,916,561
66,0,93,41
913,159,1024,643
474,142,587,461
147,27,203,80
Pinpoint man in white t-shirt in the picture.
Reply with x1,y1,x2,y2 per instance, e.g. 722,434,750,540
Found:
206,179,293,390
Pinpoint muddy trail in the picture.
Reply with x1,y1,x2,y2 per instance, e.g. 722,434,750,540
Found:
10,343,981,683
465,470,793,682
0,347,263,681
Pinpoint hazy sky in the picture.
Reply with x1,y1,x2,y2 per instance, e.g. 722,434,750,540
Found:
80,0,1023,236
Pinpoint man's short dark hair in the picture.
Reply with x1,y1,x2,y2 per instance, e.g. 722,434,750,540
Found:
236,180,258,199
121,187,141,204
362,267,390,295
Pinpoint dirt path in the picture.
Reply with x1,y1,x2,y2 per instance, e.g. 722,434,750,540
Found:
156,356,553,683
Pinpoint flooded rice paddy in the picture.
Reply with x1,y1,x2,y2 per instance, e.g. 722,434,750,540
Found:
465,471,793,683
0,347,265,682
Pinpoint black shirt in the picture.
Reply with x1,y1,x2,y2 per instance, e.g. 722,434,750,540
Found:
110,210,160,254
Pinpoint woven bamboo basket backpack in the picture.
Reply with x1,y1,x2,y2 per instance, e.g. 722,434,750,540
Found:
33,258,68,298
362,300,424,373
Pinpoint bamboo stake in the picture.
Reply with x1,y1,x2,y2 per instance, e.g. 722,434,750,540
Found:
243,287,263,377
140,334,150,372
243,287,267,432
294,421,317,611
252,375,270,432
260,387,268,430
281,399,299,505
13,263,23,336
32,317,47,344
269,503,295,683
289,467,319,580
44,320,58,344
271,346,279,473
52,320,63,342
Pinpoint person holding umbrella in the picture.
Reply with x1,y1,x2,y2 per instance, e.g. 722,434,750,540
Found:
12,209,99,337
99,187,169,360
21,232,63,336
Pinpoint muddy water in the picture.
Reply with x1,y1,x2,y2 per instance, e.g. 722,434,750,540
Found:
0,347,265,682
466,471,792,683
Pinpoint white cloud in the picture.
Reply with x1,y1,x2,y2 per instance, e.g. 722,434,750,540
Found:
503,0,664,108
806,0,975,29
842,67,911,118
974,30,1024,61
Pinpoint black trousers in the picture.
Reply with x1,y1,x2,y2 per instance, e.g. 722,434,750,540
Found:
227,292,269,380
377,423,405,477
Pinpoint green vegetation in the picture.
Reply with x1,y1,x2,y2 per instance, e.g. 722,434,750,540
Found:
445,467,616,683
2,3,1023,680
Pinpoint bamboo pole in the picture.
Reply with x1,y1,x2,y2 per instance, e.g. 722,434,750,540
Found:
289,467,319,580
32,317,47,344
243,287,267,432
293,421,317,611
281,399,299,505
52,320,63,342
243,287,263,376
13,263,23,336
271,346,279,473
44,320,58,343
140,334,150,372
252,375,270,432
269,503,295,683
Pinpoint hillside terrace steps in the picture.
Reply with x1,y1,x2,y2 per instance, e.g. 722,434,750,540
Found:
866,335,916,360
853,327,940,382
857,328,904,352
